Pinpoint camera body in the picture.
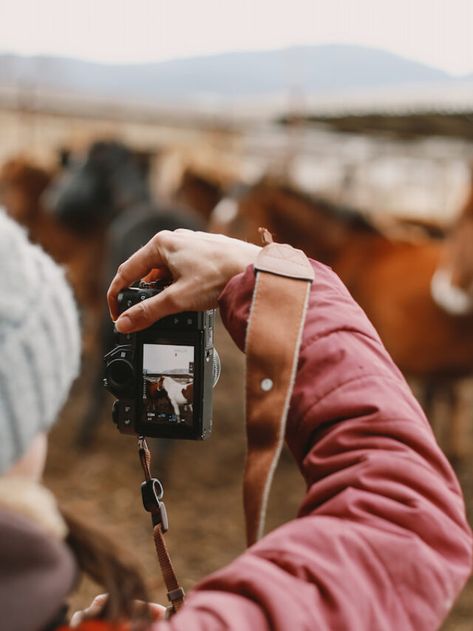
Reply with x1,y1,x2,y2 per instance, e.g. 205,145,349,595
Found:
104,281,218,440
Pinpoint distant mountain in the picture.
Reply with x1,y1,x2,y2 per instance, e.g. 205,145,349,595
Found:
0,44,467,106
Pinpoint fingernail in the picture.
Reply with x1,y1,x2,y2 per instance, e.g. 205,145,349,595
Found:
116,314,132,333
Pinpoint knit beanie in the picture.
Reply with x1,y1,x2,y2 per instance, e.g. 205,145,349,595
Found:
0,209,81,474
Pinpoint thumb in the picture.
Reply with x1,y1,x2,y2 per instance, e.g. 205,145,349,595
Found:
115,283,182,333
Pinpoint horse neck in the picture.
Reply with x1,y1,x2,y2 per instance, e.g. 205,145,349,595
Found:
257,188,357,265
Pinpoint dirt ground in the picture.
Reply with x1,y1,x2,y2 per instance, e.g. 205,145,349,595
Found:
45,317,473,629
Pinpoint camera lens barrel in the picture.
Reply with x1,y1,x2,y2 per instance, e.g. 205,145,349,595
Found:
106,356,135,396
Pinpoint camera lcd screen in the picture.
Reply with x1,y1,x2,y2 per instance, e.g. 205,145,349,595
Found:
142,343,194,426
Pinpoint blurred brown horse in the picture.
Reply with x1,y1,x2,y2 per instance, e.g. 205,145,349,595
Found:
0,157,106,350
1,147,204,452
210,178,473,462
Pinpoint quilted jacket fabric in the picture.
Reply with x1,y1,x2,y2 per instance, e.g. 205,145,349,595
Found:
159,260,472,630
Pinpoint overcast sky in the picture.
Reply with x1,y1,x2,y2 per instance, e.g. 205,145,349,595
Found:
1,0,472,75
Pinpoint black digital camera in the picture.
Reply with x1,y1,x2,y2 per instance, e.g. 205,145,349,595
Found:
104,281,220,440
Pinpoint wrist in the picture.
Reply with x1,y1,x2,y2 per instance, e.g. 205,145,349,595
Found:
222,242,261,284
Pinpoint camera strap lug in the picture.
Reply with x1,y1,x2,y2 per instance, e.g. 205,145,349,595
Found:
138,436,185,615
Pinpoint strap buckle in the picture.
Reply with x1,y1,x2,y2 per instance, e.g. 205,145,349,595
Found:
141,478,169,533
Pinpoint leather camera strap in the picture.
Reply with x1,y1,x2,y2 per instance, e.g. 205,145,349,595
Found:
138,438,185,616
244,231,314,546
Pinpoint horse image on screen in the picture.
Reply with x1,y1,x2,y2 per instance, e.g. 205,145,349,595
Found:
143,343,194,425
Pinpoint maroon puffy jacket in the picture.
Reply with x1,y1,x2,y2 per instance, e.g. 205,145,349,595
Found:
157,260,472,630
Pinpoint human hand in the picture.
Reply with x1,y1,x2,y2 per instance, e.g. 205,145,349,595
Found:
107,229,261,333
69,593,166,627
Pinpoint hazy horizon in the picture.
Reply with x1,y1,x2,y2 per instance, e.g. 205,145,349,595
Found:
0,0,472,76
0,42,470,80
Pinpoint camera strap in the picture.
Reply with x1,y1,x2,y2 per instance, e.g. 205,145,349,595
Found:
137,437,185,616
244,229,314,546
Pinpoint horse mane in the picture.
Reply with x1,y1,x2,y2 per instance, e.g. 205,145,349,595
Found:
255,177,381,235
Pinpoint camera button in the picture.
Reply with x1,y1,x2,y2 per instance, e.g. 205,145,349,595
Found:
121,402,135,428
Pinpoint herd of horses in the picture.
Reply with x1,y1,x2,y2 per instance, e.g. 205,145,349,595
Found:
1,140,472,465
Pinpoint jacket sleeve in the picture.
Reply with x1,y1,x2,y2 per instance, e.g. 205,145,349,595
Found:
159,260,472,631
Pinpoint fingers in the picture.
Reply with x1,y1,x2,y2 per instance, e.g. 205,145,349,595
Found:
107,232,171,320
147,602,167,621
70,594,107,628
108,229,262,331
69,594,166,627
69,611,83,628
115,282,183,333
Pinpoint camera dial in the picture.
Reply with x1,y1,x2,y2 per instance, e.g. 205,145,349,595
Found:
212,350,221,387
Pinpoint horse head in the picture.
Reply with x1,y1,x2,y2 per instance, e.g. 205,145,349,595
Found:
431,167,473,316
44,140,152,233
0,157,51,227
